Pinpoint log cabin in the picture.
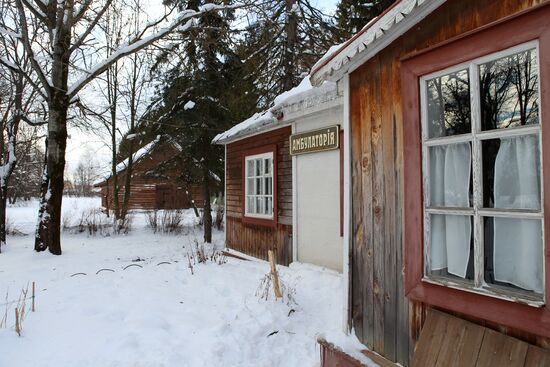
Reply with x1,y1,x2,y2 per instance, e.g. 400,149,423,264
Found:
213,77,344,269
311,0,550,366
95,137,208,211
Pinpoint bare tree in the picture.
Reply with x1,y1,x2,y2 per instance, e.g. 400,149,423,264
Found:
119,0,154,222
8,125,45,204
0,0,240,254
73,148,100,196
0,0,46,252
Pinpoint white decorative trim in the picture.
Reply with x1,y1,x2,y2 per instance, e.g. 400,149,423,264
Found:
224,144,227,248
311,0,447,85
342,74,351,334
244,152,275,219
292,122,298,263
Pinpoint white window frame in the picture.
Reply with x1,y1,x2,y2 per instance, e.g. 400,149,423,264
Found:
419,40,545,306
244,152,274,220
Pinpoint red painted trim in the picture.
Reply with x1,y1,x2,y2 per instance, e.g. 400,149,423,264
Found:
241,144,278,228
310,0,403,78
402,5,550,338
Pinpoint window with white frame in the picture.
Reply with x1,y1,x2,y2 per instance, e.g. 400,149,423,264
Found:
245,152,274,218
420,41,544,303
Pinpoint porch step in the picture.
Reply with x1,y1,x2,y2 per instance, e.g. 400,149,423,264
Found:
319,338,398,367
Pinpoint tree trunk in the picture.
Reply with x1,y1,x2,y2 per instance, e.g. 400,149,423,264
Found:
283,0,298,92
202,167,212,243
0,76,23,252
35,138,48,251
0,187,6,252
34,97,68,255
121,54,139,221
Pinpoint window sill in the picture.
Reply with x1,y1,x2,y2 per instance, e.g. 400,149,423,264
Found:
422,276,545,308
242,215,277,228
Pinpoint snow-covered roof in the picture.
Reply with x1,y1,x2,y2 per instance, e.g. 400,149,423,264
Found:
95,136,222,186
310,0,447,85
213,76,341,144
94,137,162,186
212,110,277,145
115,136,160,174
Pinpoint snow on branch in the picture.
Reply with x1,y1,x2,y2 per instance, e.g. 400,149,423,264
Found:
67,3,243,98
69,0,116,53
0,56,19,72
0,121,18,186
0,27,21,39
14,0,52,97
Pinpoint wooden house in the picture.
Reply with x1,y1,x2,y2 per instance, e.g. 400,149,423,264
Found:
213,77,344,269
311,0,550,366
95,138,207,211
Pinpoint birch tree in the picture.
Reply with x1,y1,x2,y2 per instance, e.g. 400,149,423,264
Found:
0,0,239,254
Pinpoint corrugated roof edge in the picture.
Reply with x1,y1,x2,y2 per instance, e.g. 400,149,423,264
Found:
310,0,447,85
213,78,341,145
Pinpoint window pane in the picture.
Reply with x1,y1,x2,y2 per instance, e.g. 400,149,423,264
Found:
256,197,264,214
426,69,471,138
429,214,474,280
247,178,255,195
247,197,255,214
247,160,255,178
483,216,543,294
264,177,272,196
481,135,540,209
480,49,539,131
256,159,262,176
428,143,472,207
265,158,271,174
256,178,263,195
266,197,273,215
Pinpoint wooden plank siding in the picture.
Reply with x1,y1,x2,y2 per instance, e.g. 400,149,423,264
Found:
411,309,550,367
349,1,546,366
97,142,208,210
225,127,293,265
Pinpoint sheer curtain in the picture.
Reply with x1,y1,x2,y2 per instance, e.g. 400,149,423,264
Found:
494,135,543,293
430,143,472,278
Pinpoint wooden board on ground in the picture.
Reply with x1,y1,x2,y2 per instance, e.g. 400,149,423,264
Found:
412,309,550,367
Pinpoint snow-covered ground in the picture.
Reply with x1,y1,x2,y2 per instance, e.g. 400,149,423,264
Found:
0,197,367,367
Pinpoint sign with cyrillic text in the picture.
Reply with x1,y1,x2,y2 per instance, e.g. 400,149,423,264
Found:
289,125,340,156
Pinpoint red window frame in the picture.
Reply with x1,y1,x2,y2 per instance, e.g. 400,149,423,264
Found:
402,3,550,338
241,144,278,227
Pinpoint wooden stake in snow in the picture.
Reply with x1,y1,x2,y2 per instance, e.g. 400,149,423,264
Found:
15,309,20,336
32,282,35,312
268,250,283,299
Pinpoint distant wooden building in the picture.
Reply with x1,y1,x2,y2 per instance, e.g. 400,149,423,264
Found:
95,138,207,211
311,0,550,366
213,77,343,269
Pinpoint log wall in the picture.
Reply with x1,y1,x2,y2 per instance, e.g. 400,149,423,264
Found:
225,127,293,265
349,1,546,366
98,143,207,211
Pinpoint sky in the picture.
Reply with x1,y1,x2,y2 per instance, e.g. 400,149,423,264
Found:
66,0,340,178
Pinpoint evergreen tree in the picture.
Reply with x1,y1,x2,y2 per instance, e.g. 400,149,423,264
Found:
239,0,339,107
145,0,258,242
335,0,395,38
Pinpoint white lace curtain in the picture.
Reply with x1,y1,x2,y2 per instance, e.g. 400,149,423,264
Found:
494,135,543,293
430,143,472,278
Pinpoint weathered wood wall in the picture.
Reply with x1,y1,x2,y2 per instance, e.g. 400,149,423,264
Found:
100,184,204,211
225,127,293,265
98,143,207,210
349,1,545,366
